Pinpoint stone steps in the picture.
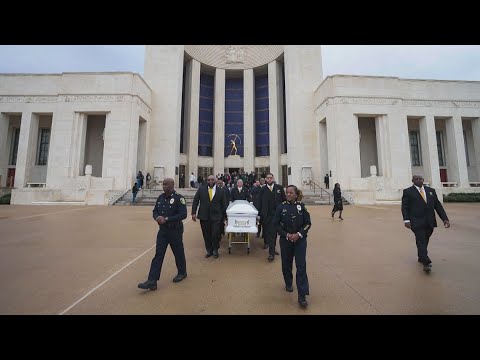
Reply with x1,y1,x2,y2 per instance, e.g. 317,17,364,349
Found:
31,201,86,206
375,200,402,205
114,187,344,206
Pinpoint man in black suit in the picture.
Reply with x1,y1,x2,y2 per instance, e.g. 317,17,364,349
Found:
401,175,450,273
230,179,252,203
192,175,228,258
257,173,286,261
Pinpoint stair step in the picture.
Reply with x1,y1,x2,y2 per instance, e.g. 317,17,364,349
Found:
32,201,86,206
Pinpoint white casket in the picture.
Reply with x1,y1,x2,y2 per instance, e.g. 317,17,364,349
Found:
225,200,258,233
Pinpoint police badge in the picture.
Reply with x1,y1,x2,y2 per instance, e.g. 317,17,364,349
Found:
170,198,174,204
297,205,301,211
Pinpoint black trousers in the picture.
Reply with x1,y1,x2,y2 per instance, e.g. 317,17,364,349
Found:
280,236,309,296
411,226,434,265
263,216,277,256
200,219,222,254
148,227,186,281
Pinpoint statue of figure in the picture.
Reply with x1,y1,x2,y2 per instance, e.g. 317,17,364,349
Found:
230,139,238,156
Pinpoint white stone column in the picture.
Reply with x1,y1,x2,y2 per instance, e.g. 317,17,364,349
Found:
387,112,412,189
0,113,9,187
187,59,200,180
243,68,255,174
144,45,184,180
334,109,361,189
325,107,338,187
318,119,328,180
70,113,87,177
15,111,38,188
446,116,469,187
126,104,141,187
102,106,131,189
284,46,323,186
472,117,480,182
45,104,74,187
375,115,389,177
419,115,441,188
214,68,225,177
277,62,286,156
268,61,280,181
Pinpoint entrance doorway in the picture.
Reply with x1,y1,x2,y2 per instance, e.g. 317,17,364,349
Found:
179,165,186,188
227,168,241,175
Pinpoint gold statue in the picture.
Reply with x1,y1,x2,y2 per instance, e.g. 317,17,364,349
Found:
230,139,238,156
227,134,241,156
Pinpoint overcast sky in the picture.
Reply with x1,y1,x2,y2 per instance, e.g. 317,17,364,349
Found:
1,45,480,81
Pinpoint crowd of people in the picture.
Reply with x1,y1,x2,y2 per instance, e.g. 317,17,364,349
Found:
136,172,451,309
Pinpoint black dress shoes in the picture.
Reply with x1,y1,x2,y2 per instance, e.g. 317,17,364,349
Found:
423,264,432,273
173,273,187,283
213,250,219,258
298,295,308,308
137,280,157,291
285,285,293,292
205,252,213,258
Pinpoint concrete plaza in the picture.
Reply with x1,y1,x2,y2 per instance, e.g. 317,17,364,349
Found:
0,203,479,315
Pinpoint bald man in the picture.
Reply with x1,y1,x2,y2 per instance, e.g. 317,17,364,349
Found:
138,178,188,291
192,175,228,258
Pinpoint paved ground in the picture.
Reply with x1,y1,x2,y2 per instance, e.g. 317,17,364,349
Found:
0,203,479,315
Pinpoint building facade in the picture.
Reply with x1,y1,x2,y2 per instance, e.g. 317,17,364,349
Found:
1,45,479,205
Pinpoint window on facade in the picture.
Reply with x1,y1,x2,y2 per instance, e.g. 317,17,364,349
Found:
436,131,446,167
464,131,470,166
37,128,50,165
409,131,422,166
9,128,20,165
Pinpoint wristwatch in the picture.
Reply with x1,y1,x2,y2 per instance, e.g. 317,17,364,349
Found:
297,232,303,238
165,217,169,222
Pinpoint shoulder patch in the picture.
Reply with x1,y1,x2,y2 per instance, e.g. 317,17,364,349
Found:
180,197,186,205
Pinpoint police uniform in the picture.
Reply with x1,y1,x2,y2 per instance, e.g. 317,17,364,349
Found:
274,200,312,301
147,190,188,283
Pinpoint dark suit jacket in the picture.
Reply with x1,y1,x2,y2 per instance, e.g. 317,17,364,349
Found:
217,186,229,205
401,185,449,230
230,187,252,202
257,183,286,219
251,186,262,208
192,185,227,222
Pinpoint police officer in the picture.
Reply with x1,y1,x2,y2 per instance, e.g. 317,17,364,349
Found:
138,178,188,291
274,185,312,308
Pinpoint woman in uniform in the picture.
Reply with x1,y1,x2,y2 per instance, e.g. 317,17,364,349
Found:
274,185,312,308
